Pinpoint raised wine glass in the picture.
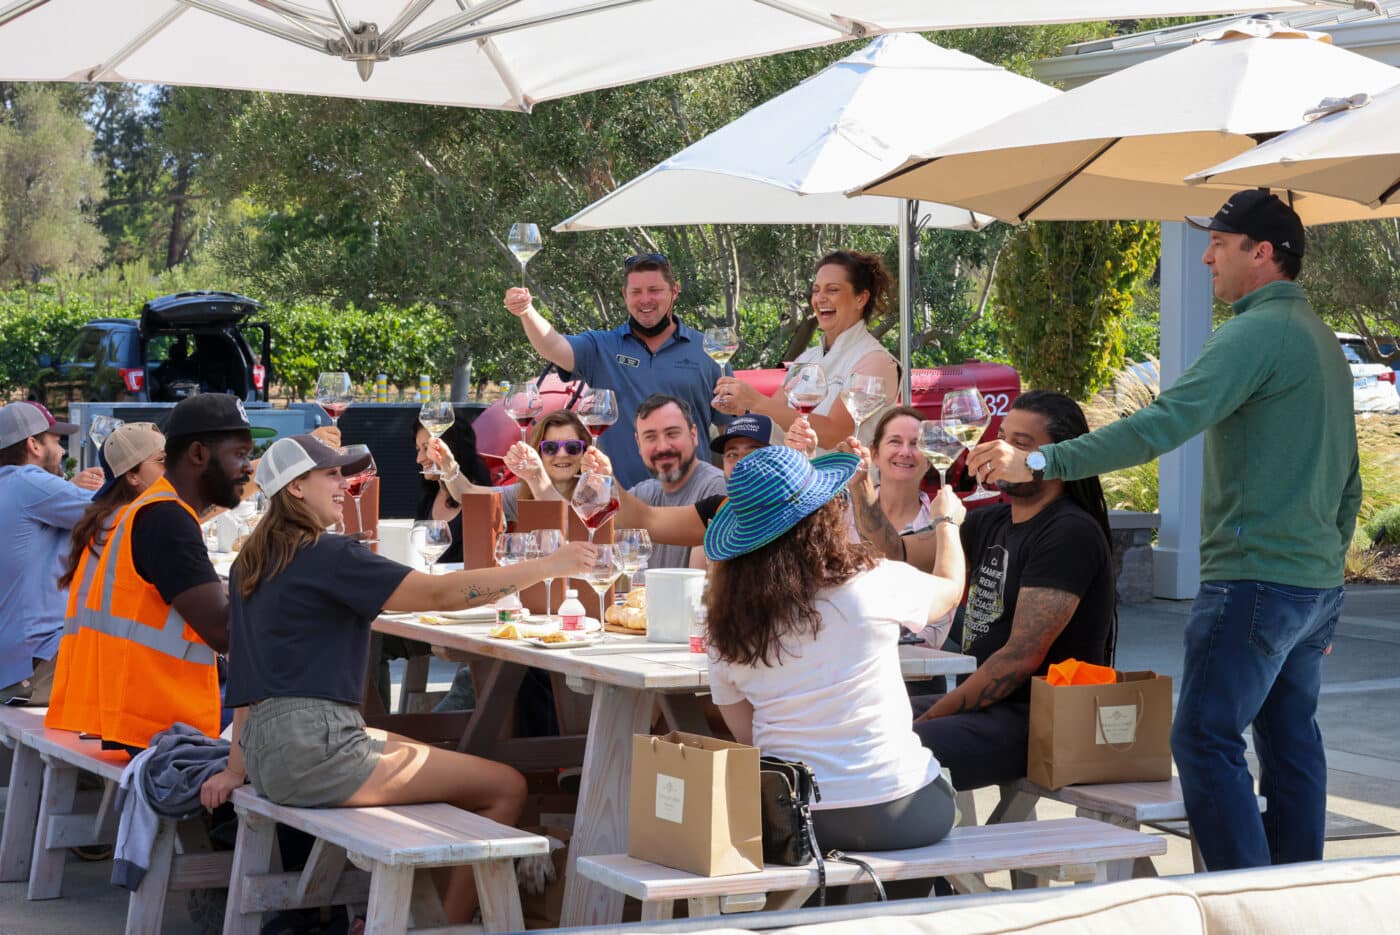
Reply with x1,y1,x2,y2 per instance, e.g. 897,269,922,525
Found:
411,520,452,574
703,326,740,366
418,401,455,478
783,363,828,416
840,374,888,441
89,415,123,454
533,528,564,618
570,472,618,543
614,528,653,593
503,383,543,444
341,444,377,540
917,420,965,488
942,387,995,500
507,222,542,287
578,387,618,439
315,371,353,425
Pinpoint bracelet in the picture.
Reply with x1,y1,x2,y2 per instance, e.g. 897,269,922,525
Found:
930,515,961,529
443,466,462,484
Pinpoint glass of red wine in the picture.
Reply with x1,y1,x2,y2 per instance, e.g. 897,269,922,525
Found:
579,387,619,438
503,382,543,444
570,472,618,543
315,371,353,425
783,363,828,416
341,444,377,540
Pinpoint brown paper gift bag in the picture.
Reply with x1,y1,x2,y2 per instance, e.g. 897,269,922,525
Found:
1027,671,1174,790
628,732,763,877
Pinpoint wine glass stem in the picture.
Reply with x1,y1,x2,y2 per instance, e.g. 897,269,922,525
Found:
520,260,527,288
942,466,951,488
544,579,553,616
586,527,595,543
352,496,365,535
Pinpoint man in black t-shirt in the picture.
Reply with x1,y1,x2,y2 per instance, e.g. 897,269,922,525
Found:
849,391,1116,791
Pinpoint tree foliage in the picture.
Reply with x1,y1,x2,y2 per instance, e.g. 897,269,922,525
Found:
1302,219,1400,362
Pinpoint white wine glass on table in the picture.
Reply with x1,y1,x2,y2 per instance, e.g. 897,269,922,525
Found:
840,374,888,441
507,222,542,287
942,387,996,500
418,401,455,478
784,363,828,416
578,387,618,439
917,420,964,489
341,444,377,541
583,545,622,608
411,520,452,575
703,326,740,366
614,528,652,593
571,472,618,543
533,528,564,619
503,383,543,444
315,371,353,425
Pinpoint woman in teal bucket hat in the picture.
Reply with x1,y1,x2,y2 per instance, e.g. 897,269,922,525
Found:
703,444,967,855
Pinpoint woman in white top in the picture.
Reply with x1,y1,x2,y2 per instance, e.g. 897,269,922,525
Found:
703,444,966,851
712,250,899,453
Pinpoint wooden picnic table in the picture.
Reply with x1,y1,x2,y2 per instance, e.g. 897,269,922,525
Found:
372,613,976,927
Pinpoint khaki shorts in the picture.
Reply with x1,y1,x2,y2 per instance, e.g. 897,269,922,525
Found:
241,696,384,807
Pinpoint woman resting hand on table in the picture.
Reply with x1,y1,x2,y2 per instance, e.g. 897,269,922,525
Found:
704,445,965,853
218,434,595,924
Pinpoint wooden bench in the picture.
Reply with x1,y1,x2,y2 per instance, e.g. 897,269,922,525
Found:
0,704,47,883
575,817,1167,921
224,787,549,934
990,778,1267,879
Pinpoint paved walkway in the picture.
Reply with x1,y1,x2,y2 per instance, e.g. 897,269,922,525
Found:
3,585,1399,933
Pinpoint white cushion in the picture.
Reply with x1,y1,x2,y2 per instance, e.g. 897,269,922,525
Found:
1178,856,1400,933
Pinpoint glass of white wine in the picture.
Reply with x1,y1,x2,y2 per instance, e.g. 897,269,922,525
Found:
412,520,452,574
917,420,964,488
703,326,740,366
508,222,542,286
941,387,994,500
534,528,564,618
418,401,455,478
583,544,621,606
840,374,888,441
614,528,652,592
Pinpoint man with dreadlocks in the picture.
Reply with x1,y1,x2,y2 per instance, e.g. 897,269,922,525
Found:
848,390,1116,792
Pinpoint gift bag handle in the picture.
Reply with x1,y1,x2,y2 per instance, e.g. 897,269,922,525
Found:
1093,691,1144,751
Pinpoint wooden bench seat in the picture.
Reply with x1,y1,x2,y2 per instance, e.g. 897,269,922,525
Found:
576,817,1167,921
0,705,47,883
224,787,549,934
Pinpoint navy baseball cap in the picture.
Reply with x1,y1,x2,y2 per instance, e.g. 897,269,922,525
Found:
710,414,773,454
1186,190,1305,258
160,394,275,440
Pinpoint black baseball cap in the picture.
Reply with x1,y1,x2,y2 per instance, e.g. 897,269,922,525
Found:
709,414,773,454
160,394,275,440
1186,190,1305,258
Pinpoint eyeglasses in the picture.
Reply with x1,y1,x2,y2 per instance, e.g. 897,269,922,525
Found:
539,439,588,457
624,252,669,271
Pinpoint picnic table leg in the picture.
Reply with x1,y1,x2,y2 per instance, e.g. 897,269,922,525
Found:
28,760,78,900
686,896,722,918
456,660,528,755
474,858,526,933
0,739,42,882
559,682,656,928
125,818,176,935
639,899,675,922
655,694,710,735
1075,808,1158,880
223,812,277,935
363,864,414,934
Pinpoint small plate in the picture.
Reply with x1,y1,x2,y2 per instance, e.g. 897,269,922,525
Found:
436,607,498,622
526,635,600,650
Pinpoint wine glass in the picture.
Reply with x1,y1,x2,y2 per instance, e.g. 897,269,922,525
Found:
614,528,652,593
840,374,888,441
342,444,377,539
578,387,618,439
703,326,740,366
315,371,353,425
570,472,618,543
412,520,452,574
418,401,455,478
583,545,621,607
503,383,543,444
783,363,828,416
942,387,995,500
508,222,542,287
917,420,964,488
533,528,564,618
89,415,123,455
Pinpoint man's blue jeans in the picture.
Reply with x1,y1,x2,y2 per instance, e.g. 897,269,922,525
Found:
1171,580,1344,871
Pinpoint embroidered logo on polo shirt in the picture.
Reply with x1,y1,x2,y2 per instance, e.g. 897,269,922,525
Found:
616,354,641,368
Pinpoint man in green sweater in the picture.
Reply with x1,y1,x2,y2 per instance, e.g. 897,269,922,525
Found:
971,191,1361,872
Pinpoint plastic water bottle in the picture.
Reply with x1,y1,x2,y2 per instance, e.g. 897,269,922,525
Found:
689,581,709,654
558,589,586,632
494,592,524,626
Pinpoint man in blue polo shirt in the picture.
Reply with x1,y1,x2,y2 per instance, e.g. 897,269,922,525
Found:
503,253,730,487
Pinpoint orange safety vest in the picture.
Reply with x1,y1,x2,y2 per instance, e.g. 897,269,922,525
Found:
45,477,220,748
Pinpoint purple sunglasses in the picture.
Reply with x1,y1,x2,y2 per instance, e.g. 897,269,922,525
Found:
539,439,588,457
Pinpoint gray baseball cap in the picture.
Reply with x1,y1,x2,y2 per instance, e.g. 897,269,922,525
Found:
0,402,78,449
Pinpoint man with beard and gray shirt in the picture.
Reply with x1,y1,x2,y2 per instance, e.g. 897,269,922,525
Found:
627,394,727,569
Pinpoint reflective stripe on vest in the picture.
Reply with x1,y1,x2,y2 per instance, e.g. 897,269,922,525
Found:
82,490,216,667
62,540,104,637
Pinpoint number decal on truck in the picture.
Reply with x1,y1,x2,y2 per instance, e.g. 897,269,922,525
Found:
983,392,1011,416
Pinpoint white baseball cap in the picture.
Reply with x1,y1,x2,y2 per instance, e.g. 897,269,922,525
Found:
256,435,372,498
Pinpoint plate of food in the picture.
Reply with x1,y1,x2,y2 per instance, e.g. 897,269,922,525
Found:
603,587,648,635
488,622,556,640
526,632,600,650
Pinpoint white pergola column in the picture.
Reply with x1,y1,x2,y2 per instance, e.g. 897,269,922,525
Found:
1153,222,1212,599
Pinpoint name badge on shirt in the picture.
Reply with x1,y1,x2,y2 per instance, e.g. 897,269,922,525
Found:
615,354,641,368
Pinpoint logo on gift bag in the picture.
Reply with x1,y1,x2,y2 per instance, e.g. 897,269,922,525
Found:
1095,704,1139,745
655,774,685,824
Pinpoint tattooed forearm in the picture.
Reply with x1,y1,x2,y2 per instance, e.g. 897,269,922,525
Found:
461,583,518,607
851,490,904,560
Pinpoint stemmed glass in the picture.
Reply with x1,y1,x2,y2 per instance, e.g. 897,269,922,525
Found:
614,529,652,593
503,383,543,444
418,401,455,478
508,222,542,287
583,545,622,609
578,387,618,439
89,415,123,454
703,326,740,366
571,472,618,542
411,520,452,574
917,420,964,488
315,372,353,425
784,363,828,416
840,374,888,441
942,387,995,500
342,444,377,540
533,528,564,618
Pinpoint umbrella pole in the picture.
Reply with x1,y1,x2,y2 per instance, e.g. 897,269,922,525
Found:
898,199,917,406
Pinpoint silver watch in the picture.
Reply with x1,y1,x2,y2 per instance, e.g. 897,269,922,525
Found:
1026,450,1047,480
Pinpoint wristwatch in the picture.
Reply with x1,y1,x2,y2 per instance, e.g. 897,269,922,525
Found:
930,515,960,530
1025,450,1047,481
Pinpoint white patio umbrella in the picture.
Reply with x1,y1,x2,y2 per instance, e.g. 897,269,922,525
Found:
858,20,1400,224
1187,86,1400,206
0,0,1356,112
554,32,1059,400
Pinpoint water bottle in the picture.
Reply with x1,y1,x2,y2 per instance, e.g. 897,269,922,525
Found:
494,592,524,626
558,589,586,632
689,580,709,654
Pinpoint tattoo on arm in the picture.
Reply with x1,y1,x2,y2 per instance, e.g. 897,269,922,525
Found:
851,492,904,560
461,583,518,607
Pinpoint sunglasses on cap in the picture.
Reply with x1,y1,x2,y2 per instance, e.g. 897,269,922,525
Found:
539,439,588,456
624,252,669,271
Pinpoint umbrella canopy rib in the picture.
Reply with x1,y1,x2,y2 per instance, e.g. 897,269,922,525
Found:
1019,137,1122,222
88,4,188,81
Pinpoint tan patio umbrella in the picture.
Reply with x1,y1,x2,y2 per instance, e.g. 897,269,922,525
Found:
1187,86,1400,206
857,19,1400,224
